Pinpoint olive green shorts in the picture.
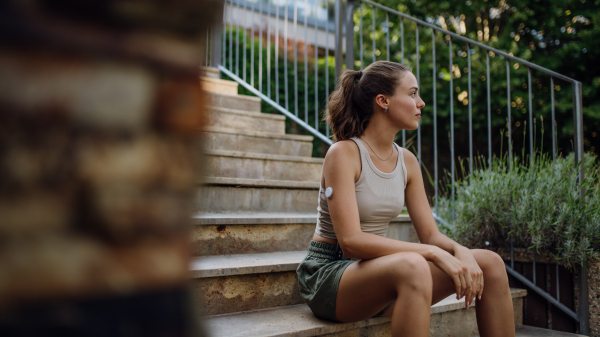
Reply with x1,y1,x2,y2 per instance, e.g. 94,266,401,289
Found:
296,240,392,322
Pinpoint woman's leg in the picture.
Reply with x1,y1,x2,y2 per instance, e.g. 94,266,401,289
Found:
335,252,433,337
378,249,515,337
471,249,515,337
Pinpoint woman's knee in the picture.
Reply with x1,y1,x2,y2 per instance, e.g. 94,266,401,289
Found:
474,249,508,282
387,252,432,293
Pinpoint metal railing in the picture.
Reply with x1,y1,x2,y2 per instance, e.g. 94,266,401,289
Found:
205,0,588,333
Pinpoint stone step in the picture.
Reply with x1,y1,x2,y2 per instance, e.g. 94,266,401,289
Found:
201,76,238,95
206,107,285,134
202,126,314,157
196,178,319,214
191,251,306,316
204,150,323,181
201,289,528,337
208,92,261,112
200,66,220,79
514,326,585,336
191,213,415,256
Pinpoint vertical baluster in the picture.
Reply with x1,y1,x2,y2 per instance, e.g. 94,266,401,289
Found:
315,0,319,130
510,239,514,269
222,4,227,66
259,0,263,93
229,0,233,70
267,1,271,98
432,28,438,212
359,4,363,70
236,0,240,76
385,13,389,61
325,0,329,138
400,18,404,64
294,0,298,116
468,44,473,174
276,1,280,104
304,0,309,123
372,6,376,63
251,2,255,87
528,68,534,171
533,249,536,285
206,29,210,67
401,17,405,147
551,77,556,160
243,0,247,81
507,60,512,170
486,53,491,168
449,38,455,223
284,0,289,110
556,263,560,301
416,24,421,165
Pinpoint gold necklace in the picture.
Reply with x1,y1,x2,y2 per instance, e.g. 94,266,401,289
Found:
359,137,394,161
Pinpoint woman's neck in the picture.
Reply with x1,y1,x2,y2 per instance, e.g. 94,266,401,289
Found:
360,117,398,153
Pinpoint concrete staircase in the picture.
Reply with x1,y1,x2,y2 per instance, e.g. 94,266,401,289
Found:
195,68,581,337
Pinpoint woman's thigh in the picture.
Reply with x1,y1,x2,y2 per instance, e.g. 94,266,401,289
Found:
335,252,434,322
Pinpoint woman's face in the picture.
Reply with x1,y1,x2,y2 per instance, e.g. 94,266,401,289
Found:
380,71,425,130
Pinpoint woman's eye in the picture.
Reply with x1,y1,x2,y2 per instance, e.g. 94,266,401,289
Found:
411,92,416,97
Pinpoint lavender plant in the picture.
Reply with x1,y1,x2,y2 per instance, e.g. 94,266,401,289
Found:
437,151,600,267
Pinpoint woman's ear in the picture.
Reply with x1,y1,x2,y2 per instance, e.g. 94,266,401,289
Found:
375,94,389,111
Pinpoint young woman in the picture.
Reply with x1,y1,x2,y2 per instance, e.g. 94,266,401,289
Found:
296,61,515,337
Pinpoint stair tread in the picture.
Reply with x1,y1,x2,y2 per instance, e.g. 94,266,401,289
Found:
204,149,324,163
199,66,220,78
208,91,261,102
202,126,314,142
200,76,239,86
200,177,320,189
192,213,412,225
203,289,527,337
208,106,286,120
190,250,307,278
515,325,585,336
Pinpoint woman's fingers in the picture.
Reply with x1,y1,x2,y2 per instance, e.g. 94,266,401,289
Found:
453,273,463,300
463,268,473,306
458,271,467,299
478,272,484,300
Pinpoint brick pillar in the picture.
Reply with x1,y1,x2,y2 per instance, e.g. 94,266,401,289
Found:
0,0,222,335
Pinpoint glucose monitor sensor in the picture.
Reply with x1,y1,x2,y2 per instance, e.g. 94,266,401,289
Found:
325,187,333,199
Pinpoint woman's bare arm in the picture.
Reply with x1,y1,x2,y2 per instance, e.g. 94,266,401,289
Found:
401,148,464,254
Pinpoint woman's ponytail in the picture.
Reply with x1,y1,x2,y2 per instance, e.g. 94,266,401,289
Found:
324,61,411,142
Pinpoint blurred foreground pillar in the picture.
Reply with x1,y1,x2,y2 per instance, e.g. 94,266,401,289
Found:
0,0,222,335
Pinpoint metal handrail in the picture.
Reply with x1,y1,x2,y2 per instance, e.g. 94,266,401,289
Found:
359,0,577,84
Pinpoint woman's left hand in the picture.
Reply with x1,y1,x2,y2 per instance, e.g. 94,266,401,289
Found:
454,246,483,309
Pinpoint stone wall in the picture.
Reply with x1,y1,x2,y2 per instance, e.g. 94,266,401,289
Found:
0,0,221,335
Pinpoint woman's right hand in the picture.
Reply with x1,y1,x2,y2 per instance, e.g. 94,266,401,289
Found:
430,247,473,300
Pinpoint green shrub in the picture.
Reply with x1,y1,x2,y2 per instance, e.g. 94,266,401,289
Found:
437,152,600,266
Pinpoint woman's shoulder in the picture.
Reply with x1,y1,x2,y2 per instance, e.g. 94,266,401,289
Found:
322,139,361,178
397,146,418,183
326,139,360,161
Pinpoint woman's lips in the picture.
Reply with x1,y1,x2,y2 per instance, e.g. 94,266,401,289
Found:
416,114,421,119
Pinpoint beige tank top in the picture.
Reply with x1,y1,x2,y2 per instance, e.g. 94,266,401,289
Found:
314,137,407,240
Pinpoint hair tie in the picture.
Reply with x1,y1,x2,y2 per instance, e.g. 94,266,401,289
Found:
356,71,363,81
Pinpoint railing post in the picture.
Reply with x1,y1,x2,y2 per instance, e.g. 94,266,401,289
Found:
345,0,355,71
334,0,343,85
210,1,225,68
573,80,589,335
579,261,589,335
